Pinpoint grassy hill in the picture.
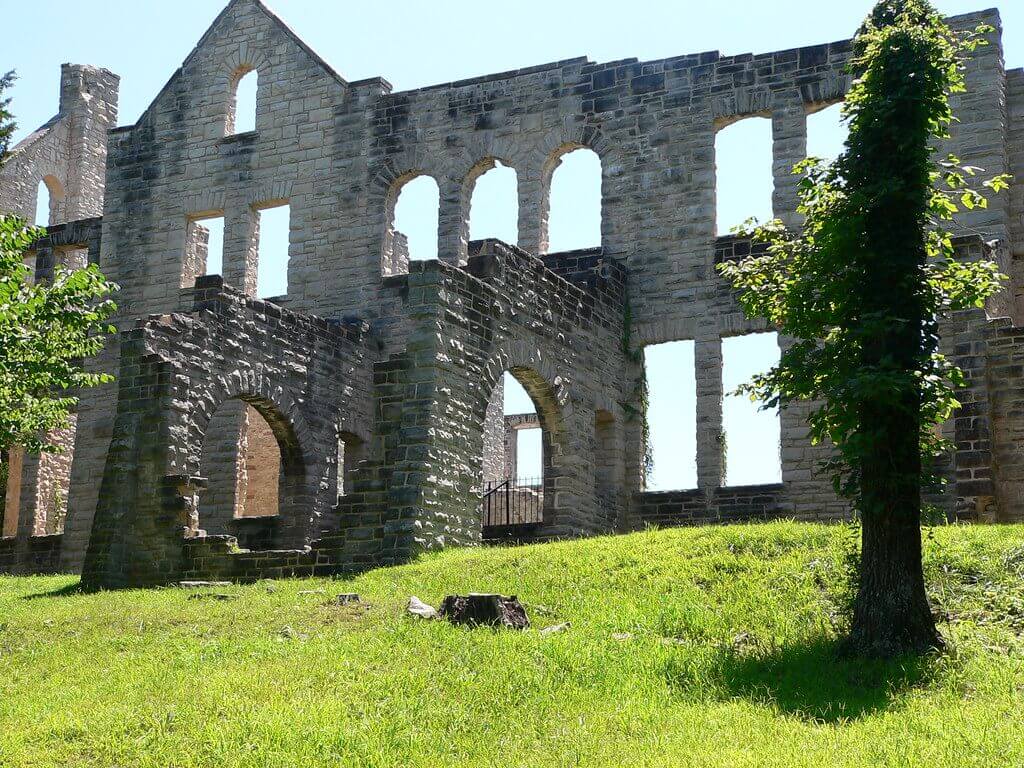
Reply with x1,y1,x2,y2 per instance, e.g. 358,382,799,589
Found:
0,522,1022,767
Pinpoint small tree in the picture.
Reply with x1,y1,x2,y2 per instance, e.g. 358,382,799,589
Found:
0,217,118,455
719,0,1009,656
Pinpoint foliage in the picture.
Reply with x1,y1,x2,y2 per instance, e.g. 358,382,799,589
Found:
0,70,16,164
717,1,1008,506
1,523,1023,766
0,215,118,453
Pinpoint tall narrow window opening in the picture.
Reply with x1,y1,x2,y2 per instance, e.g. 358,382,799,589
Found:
722,332,781,486
469,161,518,245
546,147,601,252
644,340,697,491
715,117,774,235
229,69,258,135
387,175,439,274
34,180,51,227
187,214,225,282
256,204,290,299
807,102,848,166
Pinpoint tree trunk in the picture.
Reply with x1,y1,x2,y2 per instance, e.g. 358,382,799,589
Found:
848,387,943,656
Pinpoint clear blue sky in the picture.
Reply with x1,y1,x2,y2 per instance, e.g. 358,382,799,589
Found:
7,0,1021,489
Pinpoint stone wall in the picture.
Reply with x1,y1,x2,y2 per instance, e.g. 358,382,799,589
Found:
0,60,117,573
0,64,119,224
2,0,1024,582
637,484,788,528
80,276,374,589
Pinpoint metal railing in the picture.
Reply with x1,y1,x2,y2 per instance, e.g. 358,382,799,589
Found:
481,476,543,528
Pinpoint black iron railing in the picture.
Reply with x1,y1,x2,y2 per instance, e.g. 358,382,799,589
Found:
481,476,543,528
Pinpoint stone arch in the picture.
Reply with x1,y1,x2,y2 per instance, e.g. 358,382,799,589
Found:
800,71,852,110
189,370,318,546
712,89,774,130
477,341,575,528
461,155,520,249
34,173,66,226
538,143,603,253
533,124,615,254
479,340,573,432
222,47,270,136
369,150,447,272
379,170,440,276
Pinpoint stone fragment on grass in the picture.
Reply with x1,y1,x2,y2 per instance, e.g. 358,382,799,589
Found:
178,581,231,588
541,622,571,636
407,596,439,619
438,594,529,630
187,592,237,601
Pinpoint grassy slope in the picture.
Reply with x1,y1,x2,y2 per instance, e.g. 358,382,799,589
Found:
0,523,1022,768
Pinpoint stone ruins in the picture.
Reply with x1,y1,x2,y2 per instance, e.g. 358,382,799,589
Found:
0,0,1021,588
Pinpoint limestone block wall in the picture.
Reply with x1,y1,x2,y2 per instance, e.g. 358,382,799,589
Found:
81,277,375,589
0,61,117,573
482,378,506,484
325,239,630,572
6,0,1024,580
0,64,119,224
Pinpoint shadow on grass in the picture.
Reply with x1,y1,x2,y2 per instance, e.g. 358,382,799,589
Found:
664,637,938,723
21,580,83,600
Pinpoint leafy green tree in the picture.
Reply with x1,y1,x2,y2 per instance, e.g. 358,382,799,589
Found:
719,0,1009,656
0,70,16,163
0,216,118,455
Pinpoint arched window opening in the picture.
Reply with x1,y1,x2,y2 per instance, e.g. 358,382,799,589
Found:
198,401,284,535
384,175,439,275
807,102,848,166
481,369,555,532
34,180,51,227
255,203,290,299
715,116,773,235
504,373,541,482
546,147,602,253
644,340,697,491
34,176,64,228
469,161,518,246
722,332,781,486
228,68,258,136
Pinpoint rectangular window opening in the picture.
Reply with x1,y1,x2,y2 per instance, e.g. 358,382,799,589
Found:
722,332,781,486
806,102,848,167
644,340,697,491
185,215,224,286
515,428,542,485
715,116,774,236
256,204,290,300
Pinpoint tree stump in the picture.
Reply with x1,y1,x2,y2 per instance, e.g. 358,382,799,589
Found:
438,593,529,629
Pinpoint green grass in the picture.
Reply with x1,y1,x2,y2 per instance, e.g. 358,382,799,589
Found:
1,522,1023,767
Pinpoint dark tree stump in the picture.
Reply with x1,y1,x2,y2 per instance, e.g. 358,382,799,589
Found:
438,593,529,629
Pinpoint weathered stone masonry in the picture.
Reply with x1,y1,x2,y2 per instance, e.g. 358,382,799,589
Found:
1,0,1023,586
